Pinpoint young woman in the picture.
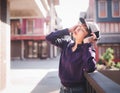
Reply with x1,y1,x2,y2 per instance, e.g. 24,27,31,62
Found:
46,21,99,93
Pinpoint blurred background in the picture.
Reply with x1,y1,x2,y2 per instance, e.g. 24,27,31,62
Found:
0,0,120,93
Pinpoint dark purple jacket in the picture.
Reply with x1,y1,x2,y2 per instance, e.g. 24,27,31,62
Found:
46,28,96,87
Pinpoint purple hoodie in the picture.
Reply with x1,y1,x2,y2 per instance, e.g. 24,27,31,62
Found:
46,28,96,87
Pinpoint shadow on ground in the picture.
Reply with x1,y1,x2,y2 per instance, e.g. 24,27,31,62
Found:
31,71,61,93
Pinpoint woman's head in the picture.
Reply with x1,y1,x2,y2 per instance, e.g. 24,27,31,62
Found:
79,18,100,39
72,24,88,43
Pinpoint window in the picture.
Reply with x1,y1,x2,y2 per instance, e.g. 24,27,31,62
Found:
112,46,120,61
28,41,38,58
10,19,21,35
28,41,33,58
112,0,120,17
98,0,107,18
27,19,34,34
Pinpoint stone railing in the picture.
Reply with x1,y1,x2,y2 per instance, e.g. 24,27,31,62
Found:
84,71,120,93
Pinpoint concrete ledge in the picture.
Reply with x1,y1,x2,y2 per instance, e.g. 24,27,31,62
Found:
84,71,120,93
99,70,120,85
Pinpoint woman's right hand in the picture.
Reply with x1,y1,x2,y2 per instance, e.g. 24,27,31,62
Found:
68,25,78,33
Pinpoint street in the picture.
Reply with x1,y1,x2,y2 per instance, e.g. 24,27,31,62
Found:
7,56,61,93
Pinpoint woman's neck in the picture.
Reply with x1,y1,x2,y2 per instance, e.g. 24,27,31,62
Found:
72,41,83,52
75,40,83,45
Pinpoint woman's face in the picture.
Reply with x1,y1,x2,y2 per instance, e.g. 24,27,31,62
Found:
72,24,88,41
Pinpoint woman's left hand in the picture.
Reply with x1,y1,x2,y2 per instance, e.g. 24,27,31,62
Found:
83,32,97,43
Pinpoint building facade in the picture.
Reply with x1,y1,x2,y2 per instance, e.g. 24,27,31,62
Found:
96,0,120,62
11,18,48,59
10,0,60,60
86,0,120,62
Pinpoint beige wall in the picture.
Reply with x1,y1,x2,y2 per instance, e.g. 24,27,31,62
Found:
0,21,6,91
0,0,10,91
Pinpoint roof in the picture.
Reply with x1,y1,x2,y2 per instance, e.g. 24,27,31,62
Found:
97,33,120,45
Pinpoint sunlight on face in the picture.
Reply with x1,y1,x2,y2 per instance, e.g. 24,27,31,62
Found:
72,25,88,41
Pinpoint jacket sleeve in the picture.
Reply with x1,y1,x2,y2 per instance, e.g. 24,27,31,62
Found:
46,28,70,49
82,45,96,73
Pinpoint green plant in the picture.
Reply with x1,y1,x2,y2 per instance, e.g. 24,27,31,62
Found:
115,62,120,69
100,48,115,69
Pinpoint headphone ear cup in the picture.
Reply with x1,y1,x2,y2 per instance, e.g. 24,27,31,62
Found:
94,31,100,39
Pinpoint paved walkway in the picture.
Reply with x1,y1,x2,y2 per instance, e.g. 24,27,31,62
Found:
4,56,61,93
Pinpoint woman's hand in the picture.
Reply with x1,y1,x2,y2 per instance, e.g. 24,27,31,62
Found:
68,25,78,33
83,32,97,43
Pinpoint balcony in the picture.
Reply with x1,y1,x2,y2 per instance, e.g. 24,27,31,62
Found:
11,34,46,40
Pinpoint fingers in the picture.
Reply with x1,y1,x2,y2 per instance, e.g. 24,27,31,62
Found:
91,32,97,40
69,24,87,33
